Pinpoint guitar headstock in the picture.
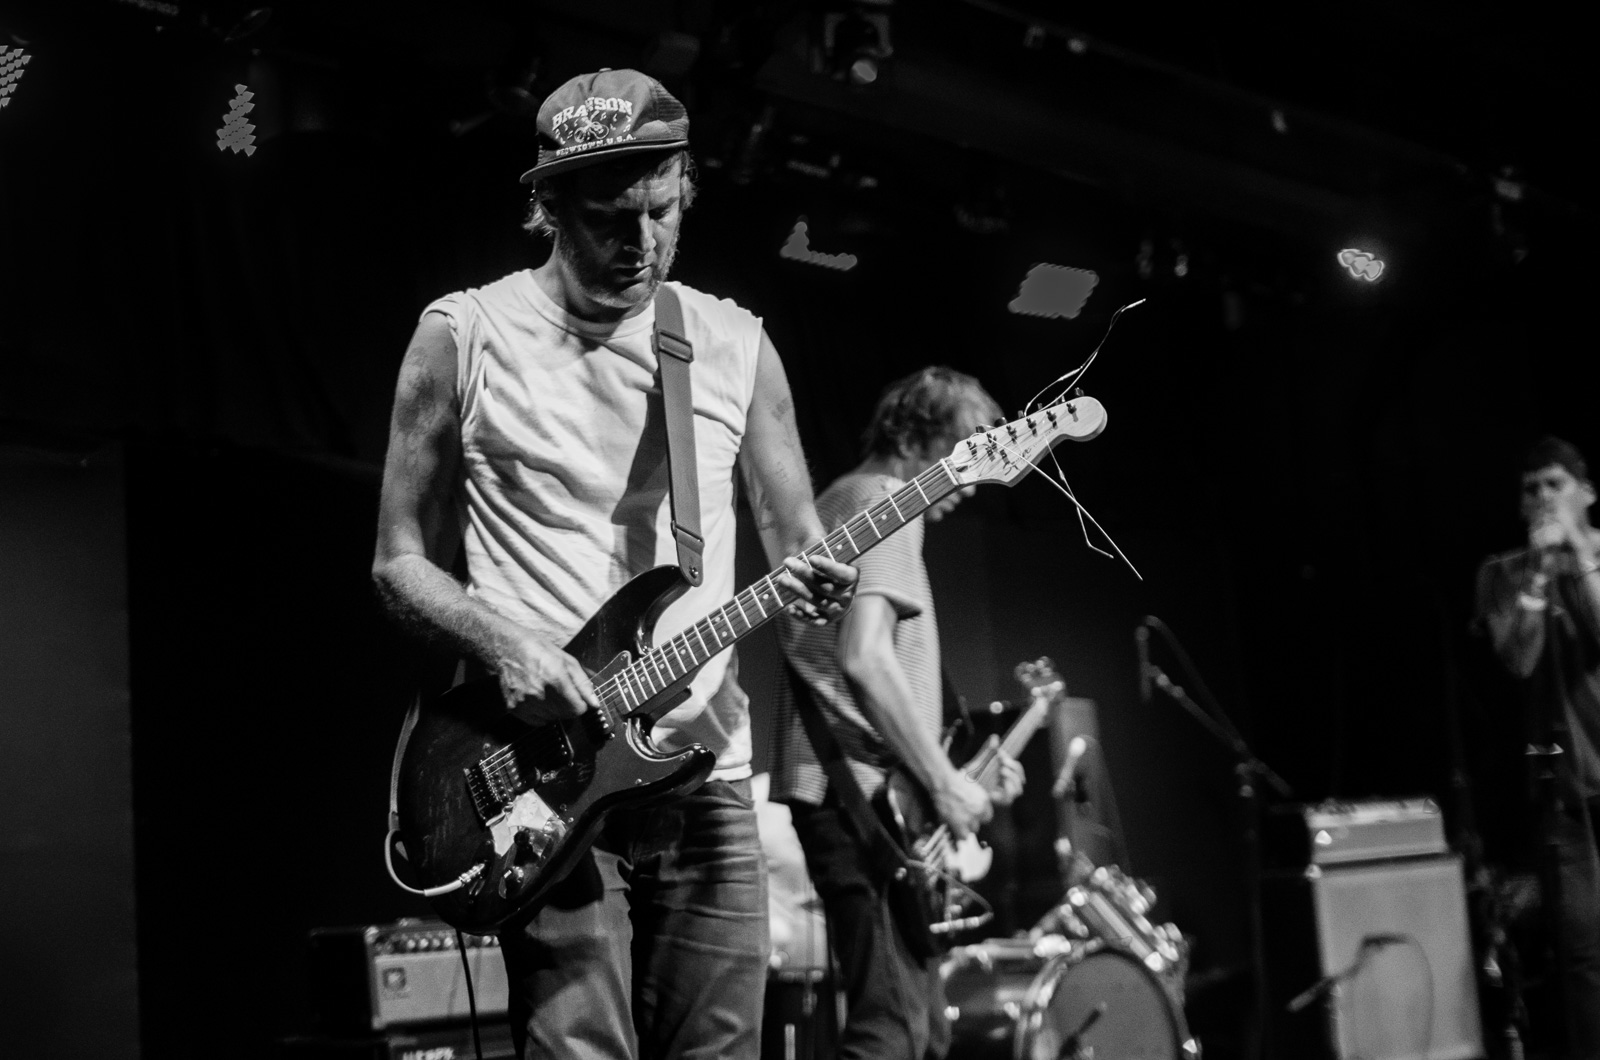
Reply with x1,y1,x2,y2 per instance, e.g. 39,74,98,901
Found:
946,396,1107,488
1014,656,1065,702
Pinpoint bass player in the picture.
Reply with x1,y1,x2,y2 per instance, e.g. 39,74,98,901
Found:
371,68,857,1060
771,366,1025,1059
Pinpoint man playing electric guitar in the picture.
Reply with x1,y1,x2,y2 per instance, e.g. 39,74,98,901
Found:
372,69,856,1060
772,367,1025,1060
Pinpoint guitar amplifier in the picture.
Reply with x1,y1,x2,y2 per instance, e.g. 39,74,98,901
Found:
1268,797,1449,868
278,1020,517,1060
308,919,509,1032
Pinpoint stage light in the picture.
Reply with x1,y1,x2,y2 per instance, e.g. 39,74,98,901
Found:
217,84,258,156
779,219,858,271
1336,248,1384,282
1008,264,1099,319
0,44,32,111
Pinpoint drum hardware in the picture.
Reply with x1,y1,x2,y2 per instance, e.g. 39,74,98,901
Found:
1058,1001,1106,1060
1032,863,1189,986
943,938,1200,1060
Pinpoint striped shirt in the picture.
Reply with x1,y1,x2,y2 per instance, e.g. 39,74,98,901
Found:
770,471,941,805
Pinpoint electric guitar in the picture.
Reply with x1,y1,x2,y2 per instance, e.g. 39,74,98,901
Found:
874,657,1066,949
391,397,1107,934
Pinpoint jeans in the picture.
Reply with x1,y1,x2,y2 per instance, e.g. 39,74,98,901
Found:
788,795,950,1060
1552,795,1600,1059
499,778,770,1060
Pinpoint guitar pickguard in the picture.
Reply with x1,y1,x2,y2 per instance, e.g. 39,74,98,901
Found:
487,788,568,858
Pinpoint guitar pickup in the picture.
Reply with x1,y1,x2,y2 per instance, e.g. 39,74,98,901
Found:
464,725,580,824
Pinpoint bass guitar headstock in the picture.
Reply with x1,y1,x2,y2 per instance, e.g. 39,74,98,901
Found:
1014,656,1066,703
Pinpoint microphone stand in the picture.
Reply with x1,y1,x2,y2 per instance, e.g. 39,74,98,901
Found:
1532,580,1573,1056
1144,641,1291,1060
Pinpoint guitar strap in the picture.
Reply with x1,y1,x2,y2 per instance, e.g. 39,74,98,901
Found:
784,665,918,881
786,664,938,961
653,284,704,587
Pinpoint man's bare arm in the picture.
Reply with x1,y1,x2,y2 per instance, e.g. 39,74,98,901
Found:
738,328,857,615
372,313,597,717
838,595,991,839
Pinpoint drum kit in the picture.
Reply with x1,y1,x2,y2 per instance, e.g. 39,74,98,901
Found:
940,846,1202,1060
758,647,1212,1059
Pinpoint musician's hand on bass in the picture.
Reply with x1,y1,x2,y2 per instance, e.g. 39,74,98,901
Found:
932,767,993,840
988,738,1026,807
495,632,601,721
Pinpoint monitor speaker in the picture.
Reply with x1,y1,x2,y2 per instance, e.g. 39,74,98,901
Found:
1266,854,1484,1060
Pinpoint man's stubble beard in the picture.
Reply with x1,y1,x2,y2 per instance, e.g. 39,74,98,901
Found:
556,227,682,313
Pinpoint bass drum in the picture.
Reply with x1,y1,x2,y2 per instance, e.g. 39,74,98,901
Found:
941,939,1049,1060
1015,944,1199,1060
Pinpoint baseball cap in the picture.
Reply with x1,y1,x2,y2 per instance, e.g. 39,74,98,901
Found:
519,68,690,184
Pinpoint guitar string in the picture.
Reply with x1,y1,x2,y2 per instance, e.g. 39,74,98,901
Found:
584,462,952,705
473,462,955,778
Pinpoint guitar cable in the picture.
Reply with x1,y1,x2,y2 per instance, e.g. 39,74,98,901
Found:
454,928,486,1060
912,856,995,935
384,828,485,897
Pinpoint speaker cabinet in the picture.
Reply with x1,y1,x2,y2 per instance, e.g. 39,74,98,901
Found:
1266,854,1484,1060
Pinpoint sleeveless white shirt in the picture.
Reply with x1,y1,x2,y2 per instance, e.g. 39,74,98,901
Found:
422,271,763,778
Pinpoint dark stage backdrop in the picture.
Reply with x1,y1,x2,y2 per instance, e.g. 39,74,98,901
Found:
2,14,1597,1058
122,440,429,1058
0,444,139,1060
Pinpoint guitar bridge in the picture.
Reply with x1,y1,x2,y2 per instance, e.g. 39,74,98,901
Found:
465,729,575,826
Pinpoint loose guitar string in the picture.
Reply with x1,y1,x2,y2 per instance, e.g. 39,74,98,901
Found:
1052,454,1117,565
1019,298,1145,574
994,435,1143,581
1022,297,1146,417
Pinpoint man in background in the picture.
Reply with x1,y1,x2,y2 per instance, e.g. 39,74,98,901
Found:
1476,435,1600,1058
771,367,1024,1059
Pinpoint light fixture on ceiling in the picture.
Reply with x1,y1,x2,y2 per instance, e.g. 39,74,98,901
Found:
1336,247,1385,282
1009,264,1099,319
779,218,858,271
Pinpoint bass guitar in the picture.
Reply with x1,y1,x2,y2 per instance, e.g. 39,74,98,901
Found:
390,397,1107,934
874,656,1066,949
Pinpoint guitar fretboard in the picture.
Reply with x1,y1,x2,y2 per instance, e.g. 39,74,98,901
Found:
598,459,961,719
964,693,1052,786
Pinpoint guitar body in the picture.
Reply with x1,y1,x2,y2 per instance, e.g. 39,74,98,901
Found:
395,566,717,935
873,769,950,956
870,658,1066,954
